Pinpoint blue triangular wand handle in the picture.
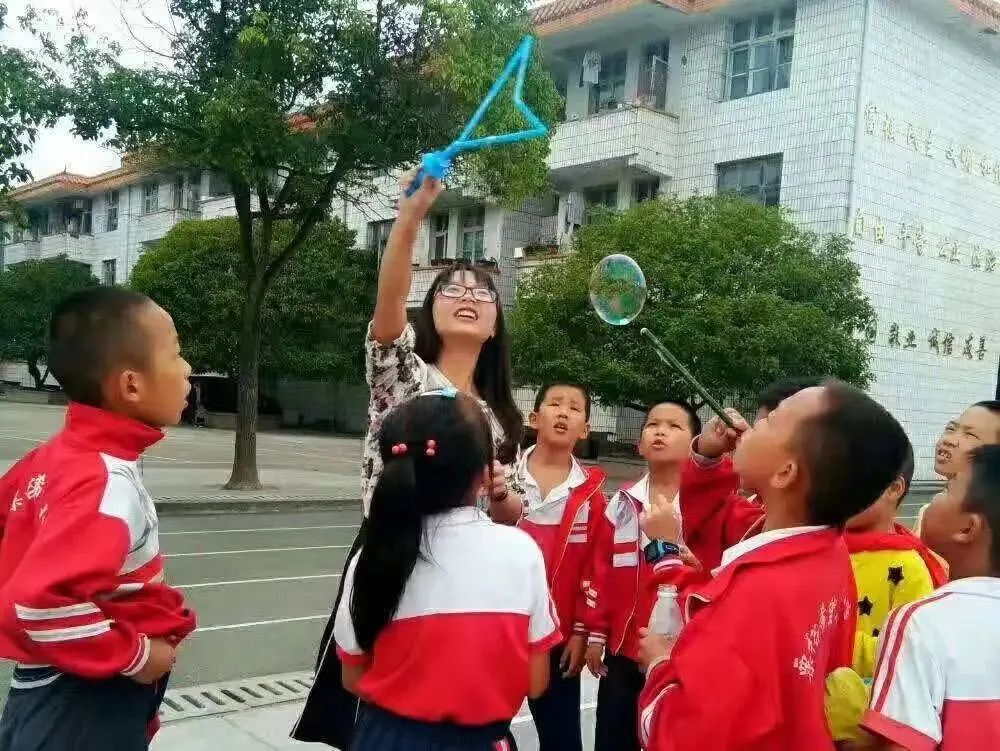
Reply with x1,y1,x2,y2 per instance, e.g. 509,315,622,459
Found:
405,35,549,197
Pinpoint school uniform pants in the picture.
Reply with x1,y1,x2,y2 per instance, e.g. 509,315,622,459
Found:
0,668,168,751
594,653,644,751
526,646,582,751
353,704,514,751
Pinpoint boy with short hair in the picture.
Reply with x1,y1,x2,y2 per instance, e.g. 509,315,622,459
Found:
0,288,197,750
916,400,1000,534
516,382,606,751
585,399,729,751
637,381,910,751
862,445,1000,750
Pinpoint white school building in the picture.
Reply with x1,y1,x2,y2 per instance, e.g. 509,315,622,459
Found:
2,0,999,480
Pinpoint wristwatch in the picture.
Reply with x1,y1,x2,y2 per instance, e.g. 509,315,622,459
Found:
644,539,681,564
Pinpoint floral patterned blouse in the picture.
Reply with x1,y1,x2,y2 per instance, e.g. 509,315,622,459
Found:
362,321,510,516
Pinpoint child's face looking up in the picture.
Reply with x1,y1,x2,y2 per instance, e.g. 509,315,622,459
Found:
733,386,829,498
639,403,694,465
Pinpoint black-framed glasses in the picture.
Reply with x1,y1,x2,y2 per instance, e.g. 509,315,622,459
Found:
437,283,497,303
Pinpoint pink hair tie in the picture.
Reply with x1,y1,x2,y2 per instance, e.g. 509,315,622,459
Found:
425,439,437,457
391,443,408,456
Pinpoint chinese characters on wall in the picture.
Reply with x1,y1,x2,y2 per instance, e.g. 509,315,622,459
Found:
853,209,997,275
864,103,1000,189
871,321,988,361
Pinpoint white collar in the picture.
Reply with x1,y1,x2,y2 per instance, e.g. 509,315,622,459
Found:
519,444,588,491
938,576,1000,600
717,525,830,572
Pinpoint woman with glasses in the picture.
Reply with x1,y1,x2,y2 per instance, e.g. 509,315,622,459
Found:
294,172,526,748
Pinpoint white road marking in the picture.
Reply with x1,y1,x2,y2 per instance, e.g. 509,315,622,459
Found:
195,614,327,632
177,573,341,589
165,544,351,557
161,525,359,536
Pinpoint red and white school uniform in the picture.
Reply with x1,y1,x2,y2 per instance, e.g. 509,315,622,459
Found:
0,403,195,679
516,447,607,639
335,506,560,731
862,577,1000,751
639,527,857,751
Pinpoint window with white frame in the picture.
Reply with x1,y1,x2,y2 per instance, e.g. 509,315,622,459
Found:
106,190,119,232
588,51,627,114
368,220,393,256
101,259,117,286
638,41,669,110
173,175,186,209
11,225,24,243
727,6,795,100
143,182,159,214
633,177,661,204
717,155,783,207
460,207,485,261
430,213,449,260
208,172,231,197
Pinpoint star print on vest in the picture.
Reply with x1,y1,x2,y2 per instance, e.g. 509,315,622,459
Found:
858,596,875,616
887,566,905,585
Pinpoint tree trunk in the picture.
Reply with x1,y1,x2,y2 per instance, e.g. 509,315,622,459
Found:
225,275,267,490
26,356,43,390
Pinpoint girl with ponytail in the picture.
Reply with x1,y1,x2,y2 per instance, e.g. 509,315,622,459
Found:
334,390,558,751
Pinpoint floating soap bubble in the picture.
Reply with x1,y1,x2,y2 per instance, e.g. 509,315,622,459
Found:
588,253,648,326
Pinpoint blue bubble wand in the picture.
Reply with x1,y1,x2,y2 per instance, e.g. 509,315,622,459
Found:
405,35,549,195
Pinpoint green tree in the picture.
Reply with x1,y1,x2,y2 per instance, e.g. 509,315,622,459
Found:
511,196,875,412
0,256,98,388
130,217,374,383
55,0,560,488
0,2,64,223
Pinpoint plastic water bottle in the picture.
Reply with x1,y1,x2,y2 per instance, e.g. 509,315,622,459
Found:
648,584,683,640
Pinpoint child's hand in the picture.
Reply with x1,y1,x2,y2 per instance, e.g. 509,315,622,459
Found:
560,634,587,678
638,627,674,673
696,409,750,459
640,493,682,544
397,170,444,226
585,642,608,678
130,637,176,685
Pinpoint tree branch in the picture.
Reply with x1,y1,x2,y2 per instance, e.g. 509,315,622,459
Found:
262,156,352,286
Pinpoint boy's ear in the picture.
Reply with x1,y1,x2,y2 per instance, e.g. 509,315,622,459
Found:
956,511,987,546
771,457,799,491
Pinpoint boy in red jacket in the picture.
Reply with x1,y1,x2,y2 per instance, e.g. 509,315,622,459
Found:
584,400,703,751
0,288,196,750
516,383,606,751
637,381,910,751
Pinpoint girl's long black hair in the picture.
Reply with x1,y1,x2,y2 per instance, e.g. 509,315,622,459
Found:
349,392,494,652
413,260,523,464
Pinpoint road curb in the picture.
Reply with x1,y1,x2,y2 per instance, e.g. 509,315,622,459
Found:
155,498,361,516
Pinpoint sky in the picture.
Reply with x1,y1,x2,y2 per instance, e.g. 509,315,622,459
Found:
3,0,172,181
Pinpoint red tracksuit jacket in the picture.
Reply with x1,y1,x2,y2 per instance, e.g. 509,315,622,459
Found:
639,527,857,751
0,403,196,679
517,459,607,639
586,458,763,661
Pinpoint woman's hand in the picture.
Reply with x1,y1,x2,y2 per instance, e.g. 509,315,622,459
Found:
397,170,444,227
486,460,523,524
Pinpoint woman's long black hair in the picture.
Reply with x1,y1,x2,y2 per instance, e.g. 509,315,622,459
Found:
413,260,523,464
349,392,494,652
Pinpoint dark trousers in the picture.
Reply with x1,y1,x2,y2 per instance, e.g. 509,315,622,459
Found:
0,671,168,751
354,704,514,751
292,520,368,748
526,647,582,751
594,653,644,751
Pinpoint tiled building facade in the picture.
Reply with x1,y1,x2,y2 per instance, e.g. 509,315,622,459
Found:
3,0,998,477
